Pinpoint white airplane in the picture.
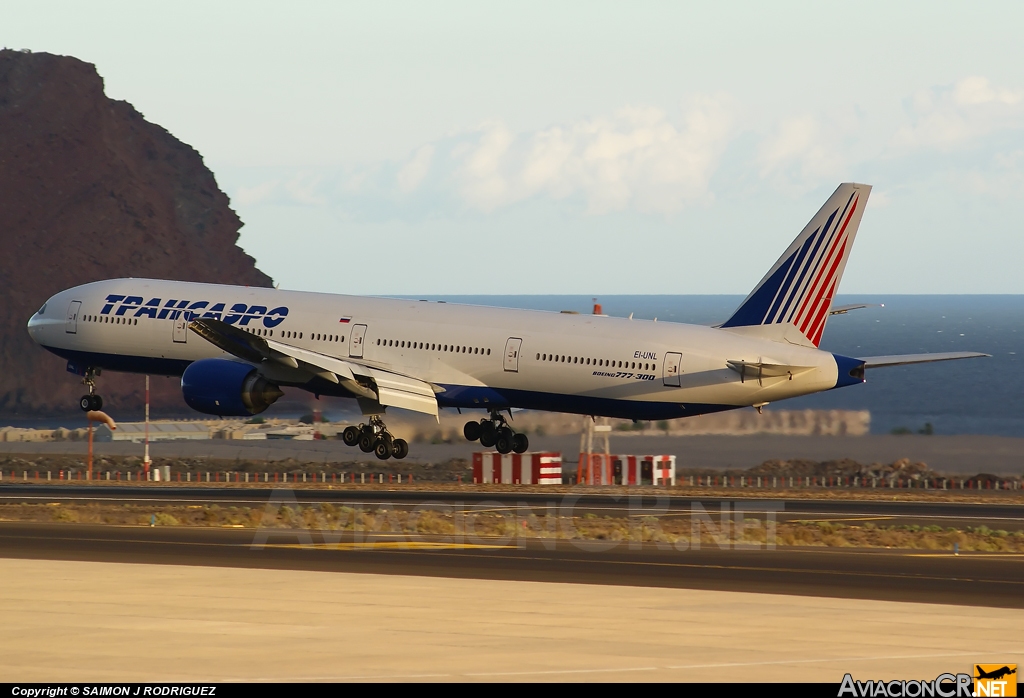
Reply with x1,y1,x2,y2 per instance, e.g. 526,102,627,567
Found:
27,183,986,460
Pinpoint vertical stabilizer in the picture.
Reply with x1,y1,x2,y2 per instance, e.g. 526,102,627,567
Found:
720,183,871,347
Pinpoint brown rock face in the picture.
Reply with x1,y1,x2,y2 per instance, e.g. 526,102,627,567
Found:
0,50,273,417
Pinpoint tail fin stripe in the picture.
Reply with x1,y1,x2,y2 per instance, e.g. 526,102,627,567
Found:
810,279,840,346
765,231,819,324
800,237,848,336
797,194,859,329
769,223,826,324
786,193,855,325
809,281,838,346
775,209,840,325
797,231,845,331
808,230,852,337
793,194,858,329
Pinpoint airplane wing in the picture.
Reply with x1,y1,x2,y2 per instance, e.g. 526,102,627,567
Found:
188,318,439,418
859,352,990,368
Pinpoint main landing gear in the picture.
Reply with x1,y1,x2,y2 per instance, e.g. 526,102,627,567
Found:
342,416,408,461
463,412,528,454
78,368,103,412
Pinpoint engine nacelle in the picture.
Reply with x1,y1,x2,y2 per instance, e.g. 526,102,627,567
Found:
181,358,283,416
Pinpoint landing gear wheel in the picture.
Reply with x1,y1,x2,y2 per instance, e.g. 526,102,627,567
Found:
463,420,482,442
78,368,102,412
374,435,393,460
392,438,409,460
358,431,376,453
342,426,361,447
495,428,515,454
479,421,497,448
80,394,102,411
513,433,529,454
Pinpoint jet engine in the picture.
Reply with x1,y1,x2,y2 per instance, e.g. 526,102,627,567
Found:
181,358,283,416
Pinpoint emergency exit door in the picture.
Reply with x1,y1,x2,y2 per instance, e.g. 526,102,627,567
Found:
663,352,682,386
504,337,522,372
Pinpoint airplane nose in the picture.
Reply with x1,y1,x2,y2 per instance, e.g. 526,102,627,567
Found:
26,299,51,344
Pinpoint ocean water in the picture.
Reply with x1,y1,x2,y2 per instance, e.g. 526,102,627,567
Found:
400,295,1023,437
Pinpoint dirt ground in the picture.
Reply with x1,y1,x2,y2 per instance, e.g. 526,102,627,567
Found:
2,500,1022,553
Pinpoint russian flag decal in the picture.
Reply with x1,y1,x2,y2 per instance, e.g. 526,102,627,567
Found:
339,317,351,324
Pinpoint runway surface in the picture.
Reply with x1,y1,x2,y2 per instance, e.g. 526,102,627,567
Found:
1,521,1022,608
4,483,1024,531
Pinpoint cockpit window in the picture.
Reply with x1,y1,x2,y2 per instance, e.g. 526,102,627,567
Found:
37,303,46,316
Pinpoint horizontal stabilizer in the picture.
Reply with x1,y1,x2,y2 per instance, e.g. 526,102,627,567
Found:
829,303,882,316
860,352,990,368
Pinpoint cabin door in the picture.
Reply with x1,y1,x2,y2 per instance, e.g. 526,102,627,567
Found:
65,301,81,334
663,352,682,387
173,316,188,343
349,324,367,358
503,337,522,372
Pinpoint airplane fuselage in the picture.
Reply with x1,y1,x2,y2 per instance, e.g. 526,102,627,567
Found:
27,278,854,421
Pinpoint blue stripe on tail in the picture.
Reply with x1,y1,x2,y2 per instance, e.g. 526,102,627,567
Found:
720,259,795,327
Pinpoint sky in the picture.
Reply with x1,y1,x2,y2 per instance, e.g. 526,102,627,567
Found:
4,2,1024,295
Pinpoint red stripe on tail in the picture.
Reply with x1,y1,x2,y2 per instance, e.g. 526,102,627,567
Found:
800,238,847,337
795,196,859,332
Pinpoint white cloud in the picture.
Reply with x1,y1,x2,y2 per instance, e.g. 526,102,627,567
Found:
758,116,833,177
893,76,1024,150
753,106,869,193
452,98,734,214
234,180,279,207
396,144,435,193
230,78,1024,226
953,76,1023,106
282,174,327,206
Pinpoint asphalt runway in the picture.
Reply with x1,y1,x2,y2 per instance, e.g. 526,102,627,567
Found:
3,483,1024,531
1,521,1022,608
6,433,1024,473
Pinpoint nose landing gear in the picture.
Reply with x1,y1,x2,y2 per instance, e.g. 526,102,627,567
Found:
342,416,408,460
464,411,528,454
78,368,103,412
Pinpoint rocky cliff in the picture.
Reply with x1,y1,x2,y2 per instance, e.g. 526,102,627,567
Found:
0,49,272,417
